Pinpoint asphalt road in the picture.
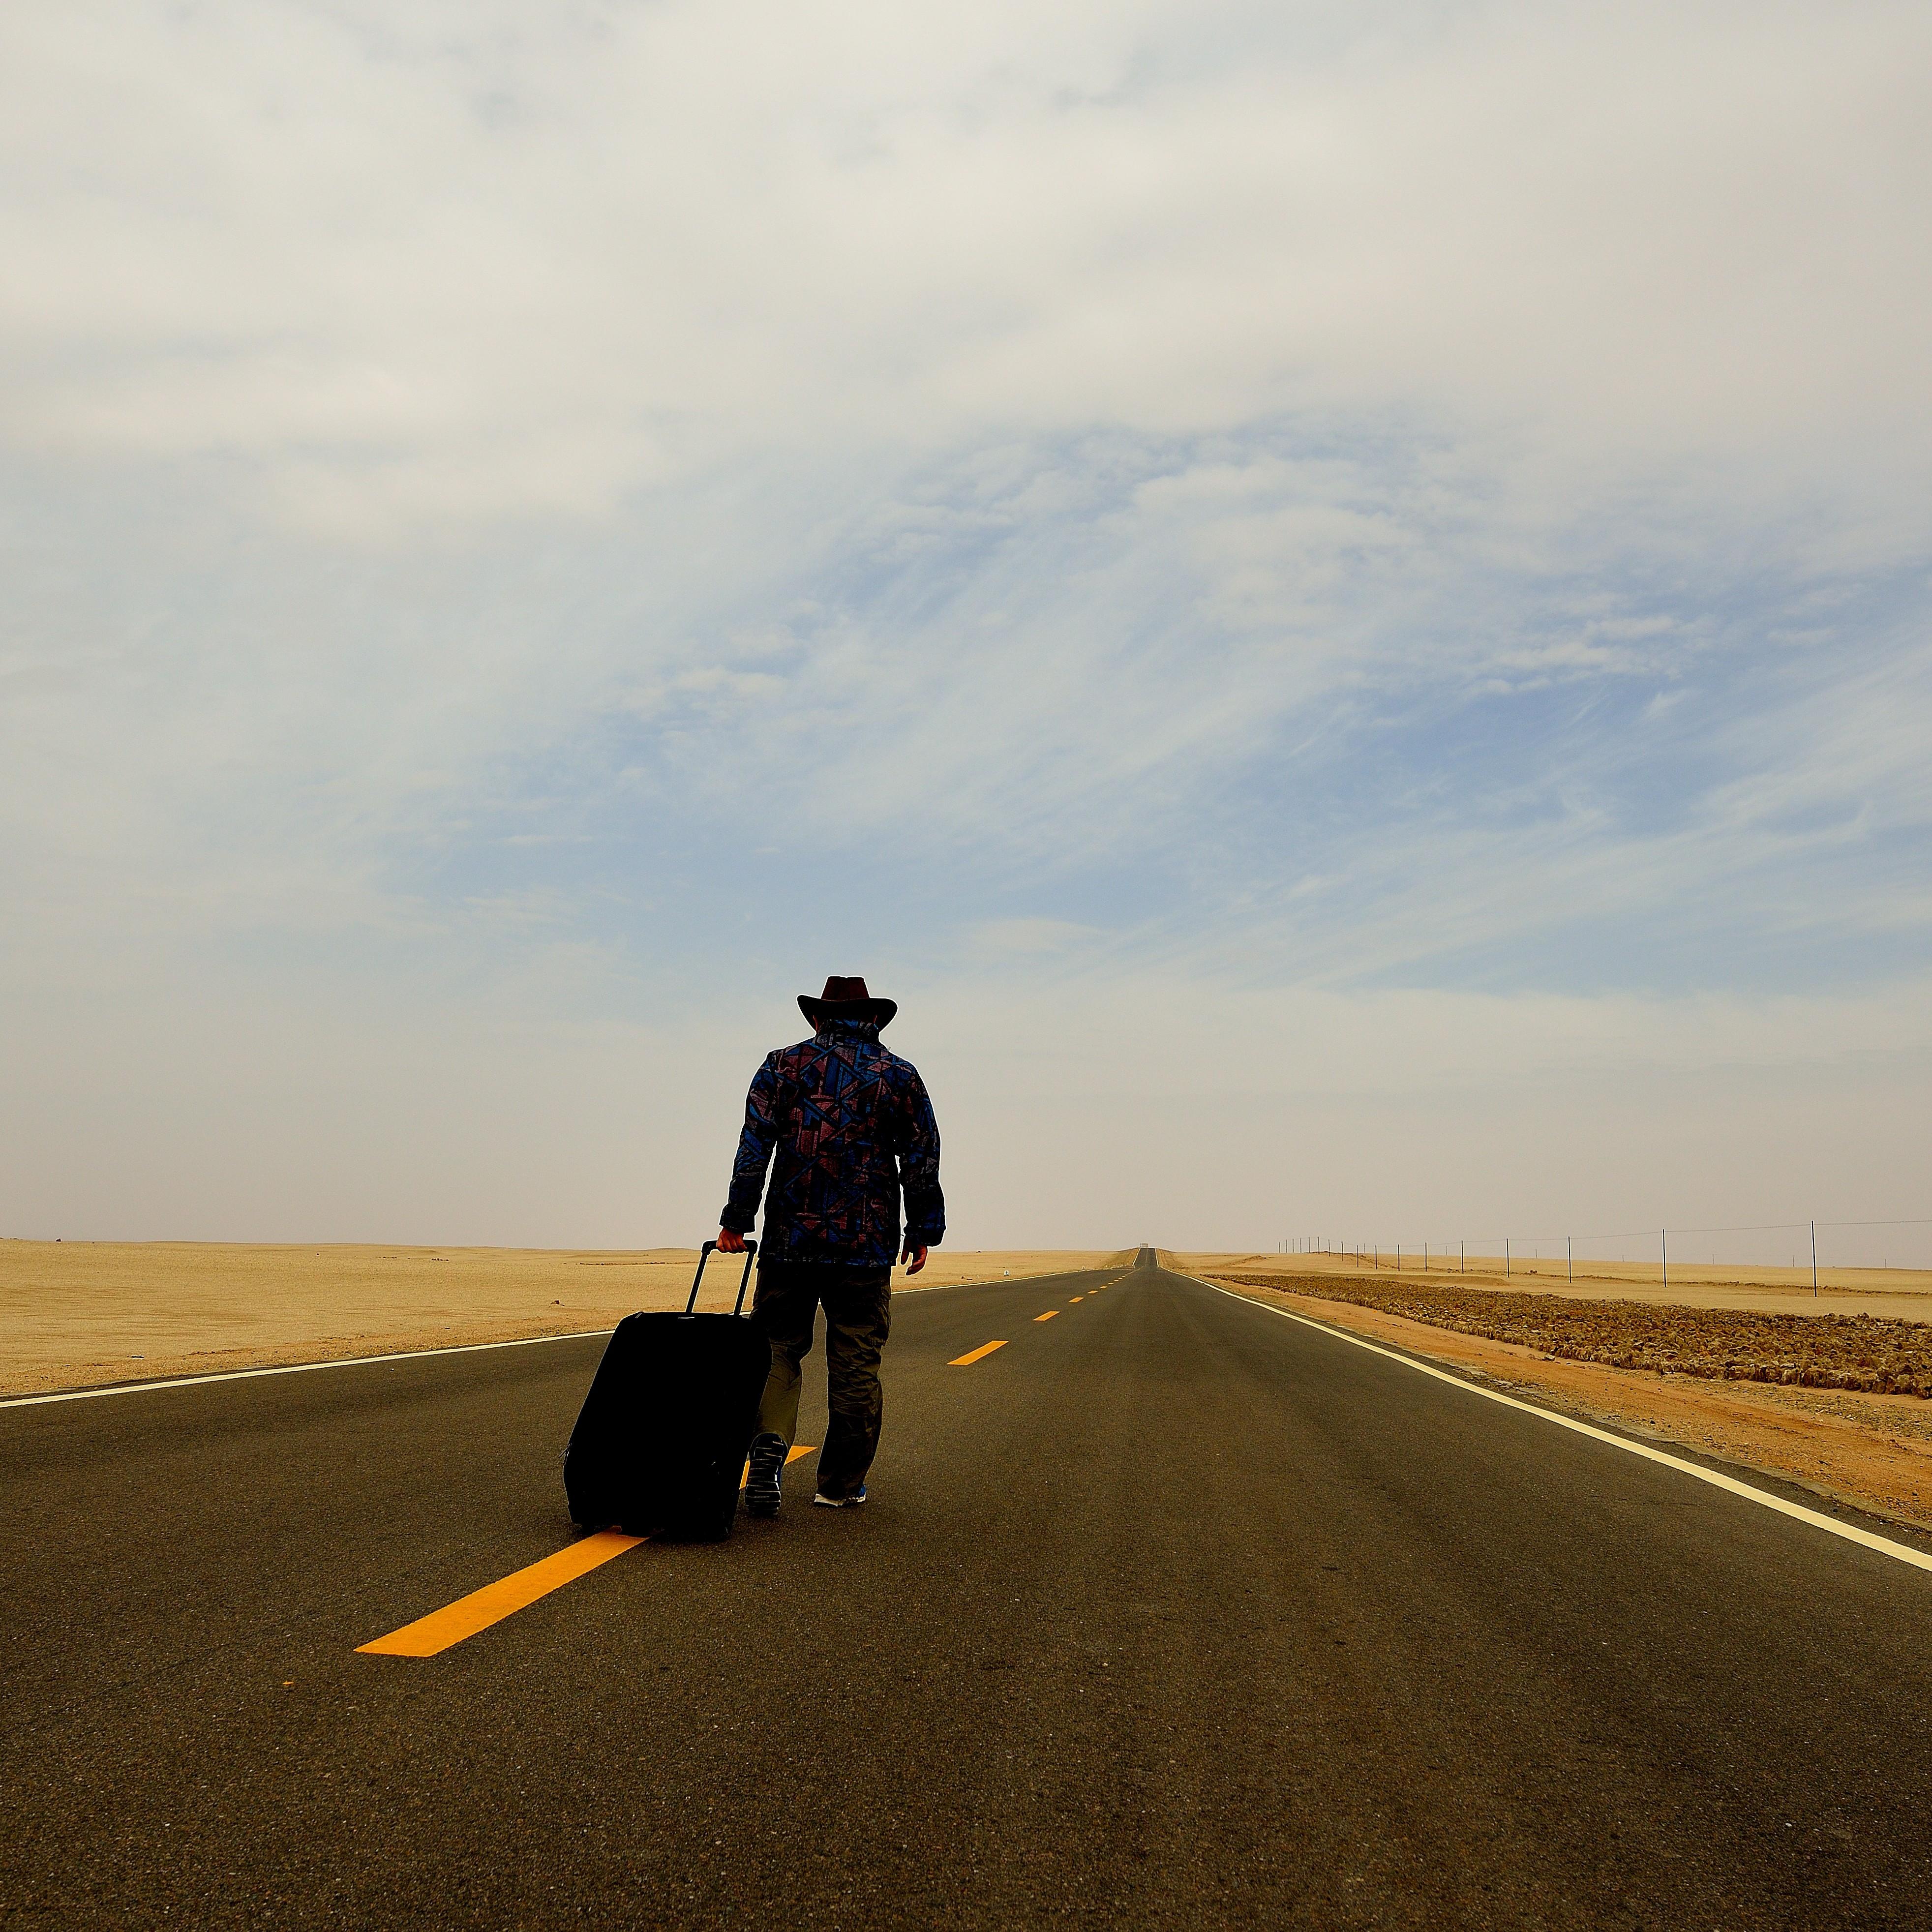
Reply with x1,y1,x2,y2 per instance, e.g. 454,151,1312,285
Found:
6,1256,1932,1929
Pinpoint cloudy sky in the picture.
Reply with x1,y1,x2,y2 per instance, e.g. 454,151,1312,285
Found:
4,0,1929,1259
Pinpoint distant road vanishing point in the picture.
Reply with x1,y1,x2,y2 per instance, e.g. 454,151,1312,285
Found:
6,1254,1932,1926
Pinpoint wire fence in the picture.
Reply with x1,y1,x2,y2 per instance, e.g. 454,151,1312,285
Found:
1273,1218,1932,1292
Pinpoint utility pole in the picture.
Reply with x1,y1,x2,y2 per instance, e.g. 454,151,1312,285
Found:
1567,1235,1572,1284
1811,1219,1818,1298
1661,1229,1668,1288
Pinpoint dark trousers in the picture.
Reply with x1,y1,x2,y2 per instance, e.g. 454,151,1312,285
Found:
751,1261,893,1500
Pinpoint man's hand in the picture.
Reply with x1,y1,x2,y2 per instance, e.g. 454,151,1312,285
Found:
716,1227,747,1253
901,1241,928,1275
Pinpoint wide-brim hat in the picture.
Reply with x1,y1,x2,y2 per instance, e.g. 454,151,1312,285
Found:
799,975,897,1029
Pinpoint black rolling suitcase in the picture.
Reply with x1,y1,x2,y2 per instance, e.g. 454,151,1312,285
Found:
563,1240,771,1541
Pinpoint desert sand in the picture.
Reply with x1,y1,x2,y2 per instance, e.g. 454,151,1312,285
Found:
0,1239,1110,1398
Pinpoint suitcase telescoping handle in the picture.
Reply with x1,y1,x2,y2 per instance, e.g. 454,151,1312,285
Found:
688,1238,758,1315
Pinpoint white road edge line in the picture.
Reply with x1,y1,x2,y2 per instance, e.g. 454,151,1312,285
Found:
0,1329,617,1410
1190,1276,1932,1579
2,1267,1120,1410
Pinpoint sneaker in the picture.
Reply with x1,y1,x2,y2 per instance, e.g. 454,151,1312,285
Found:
744,1433,787,1517
812,1485,868,1509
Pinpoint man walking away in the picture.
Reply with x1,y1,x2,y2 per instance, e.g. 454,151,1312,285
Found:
717,976,945,1514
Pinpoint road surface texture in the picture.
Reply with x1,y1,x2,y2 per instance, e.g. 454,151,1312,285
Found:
6,1254,1932,1929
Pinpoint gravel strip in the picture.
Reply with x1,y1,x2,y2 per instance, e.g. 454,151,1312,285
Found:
1209,1273,1932,1397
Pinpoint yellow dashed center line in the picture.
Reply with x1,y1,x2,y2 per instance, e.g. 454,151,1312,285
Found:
358,1533,644,1658
951,1273,1121,1365
949,1340,1008,1365
359,1446,815,1658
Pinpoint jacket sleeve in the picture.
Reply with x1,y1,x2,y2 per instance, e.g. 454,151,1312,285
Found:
897,1068,945,1248
720,1056,779,1234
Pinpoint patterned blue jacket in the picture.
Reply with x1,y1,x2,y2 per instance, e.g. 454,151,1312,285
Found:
721,1019,945,1267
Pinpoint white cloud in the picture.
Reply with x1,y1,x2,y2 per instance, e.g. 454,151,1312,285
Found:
2,1,1927,534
